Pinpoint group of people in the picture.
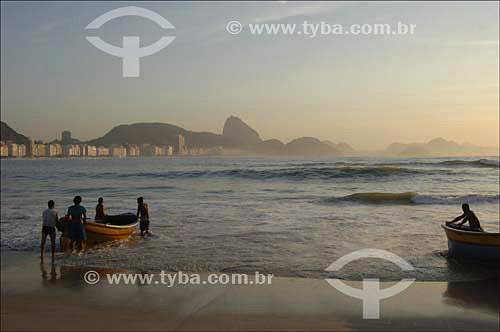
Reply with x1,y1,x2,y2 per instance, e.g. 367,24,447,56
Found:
40,196,150,261
42,199,482,261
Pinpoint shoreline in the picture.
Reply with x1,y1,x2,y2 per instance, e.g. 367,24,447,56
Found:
2,251,498,331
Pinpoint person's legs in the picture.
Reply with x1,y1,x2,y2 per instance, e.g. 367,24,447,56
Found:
69,222,79,252
79,224,86,251
140,219,145,236
60,235,67,252
40,231,47,260
49,230,56,261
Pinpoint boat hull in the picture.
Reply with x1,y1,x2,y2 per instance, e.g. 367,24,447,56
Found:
442,224,499,262
85,221,138,243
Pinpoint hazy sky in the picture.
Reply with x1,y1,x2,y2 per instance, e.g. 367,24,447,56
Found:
1,1,498,149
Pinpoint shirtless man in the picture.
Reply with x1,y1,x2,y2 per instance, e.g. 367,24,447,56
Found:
447,203,482,231
136,197,150,236
95,197,106,221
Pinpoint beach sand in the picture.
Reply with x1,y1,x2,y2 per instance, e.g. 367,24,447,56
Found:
1,252,498,331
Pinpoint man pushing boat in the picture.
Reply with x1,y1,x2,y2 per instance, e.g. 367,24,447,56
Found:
137,197,150,236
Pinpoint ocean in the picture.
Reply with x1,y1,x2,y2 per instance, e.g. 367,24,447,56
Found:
1,156,499,281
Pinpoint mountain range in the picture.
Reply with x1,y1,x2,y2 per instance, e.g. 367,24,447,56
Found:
382,137,498,157
1,118,498,157
86,116,344,156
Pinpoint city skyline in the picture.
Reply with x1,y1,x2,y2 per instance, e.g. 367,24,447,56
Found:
1,2,499,149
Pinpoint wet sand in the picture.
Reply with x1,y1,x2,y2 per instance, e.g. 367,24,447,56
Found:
1,252,498,331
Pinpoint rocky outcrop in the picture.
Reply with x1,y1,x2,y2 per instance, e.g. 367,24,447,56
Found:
0,121,29,144
222,116,261,147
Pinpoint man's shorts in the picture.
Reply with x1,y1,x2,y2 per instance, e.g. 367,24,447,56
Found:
69,221,87,241
140,219,149,232
42,226,56,236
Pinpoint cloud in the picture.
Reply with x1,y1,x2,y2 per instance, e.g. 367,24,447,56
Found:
449,40,499,46
248,3,342,24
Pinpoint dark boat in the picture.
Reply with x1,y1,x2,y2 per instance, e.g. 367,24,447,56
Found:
442,224,499,262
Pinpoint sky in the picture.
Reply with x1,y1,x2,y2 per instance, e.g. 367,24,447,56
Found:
1,1,499,150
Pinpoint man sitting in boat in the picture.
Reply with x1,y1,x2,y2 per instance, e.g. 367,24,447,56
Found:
95,197,106,221
446,203,483,231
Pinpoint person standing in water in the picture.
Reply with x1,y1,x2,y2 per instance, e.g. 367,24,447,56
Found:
66,196,87,251
447,203,483,231
136,197,150,236
95,197,106,221
41,200,58,262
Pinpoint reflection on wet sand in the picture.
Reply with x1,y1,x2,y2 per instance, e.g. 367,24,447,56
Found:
443,278,499,314
1,252,496,331
39,263,129,289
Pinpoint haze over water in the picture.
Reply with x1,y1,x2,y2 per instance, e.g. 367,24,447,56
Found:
1,156,498,281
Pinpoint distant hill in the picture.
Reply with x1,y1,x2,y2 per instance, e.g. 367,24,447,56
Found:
323,140,356,155
0,121,29,144
87,122,227,148
254,139,286,155
285,137,341,156
222,116,262,147
384,138,498,156
398,146,431,157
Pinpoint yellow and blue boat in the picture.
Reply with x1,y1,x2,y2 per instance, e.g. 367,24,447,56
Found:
442,224,499,262
85,213,138,243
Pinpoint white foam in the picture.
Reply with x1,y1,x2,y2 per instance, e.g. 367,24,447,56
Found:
411,193,500,205
479,159,500,167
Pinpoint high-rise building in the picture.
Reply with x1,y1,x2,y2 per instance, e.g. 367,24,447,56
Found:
32,143,47,157
0,142,8,157
165,145,174,156
9,144,27,158
177,135,187,155
97,146,110,157
48,144,62,157
27,139,34,157
8,143,18,157
61,131,72,144
152,146,164,156
82,145,97,157
18,144,26,157
111,146,127,158
127,145,140,157
141,144,153,157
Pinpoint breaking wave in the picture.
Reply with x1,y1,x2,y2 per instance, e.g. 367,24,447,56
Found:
372,159,499,168
437,159,499,168
324,192,500,205
249,159,499,170
102,166,453,181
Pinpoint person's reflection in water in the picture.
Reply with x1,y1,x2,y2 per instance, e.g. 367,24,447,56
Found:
40,262,58,285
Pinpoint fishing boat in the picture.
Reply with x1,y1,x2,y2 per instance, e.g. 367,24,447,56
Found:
85,213,138,243
442,224,499,262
